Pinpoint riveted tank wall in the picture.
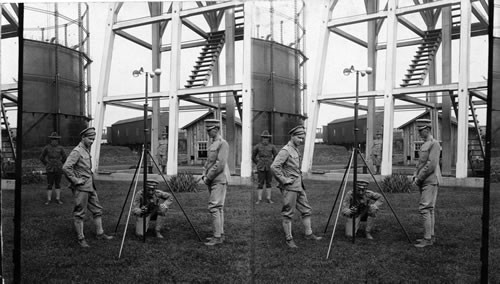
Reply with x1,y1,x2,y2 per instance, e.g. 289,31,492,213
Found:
252,38,303,147
22,39,89,148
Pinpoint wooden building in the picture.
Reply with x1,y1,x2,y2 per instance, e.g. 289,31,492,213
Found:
183,112,242,165
110,113,187,155
398,111,481,167
324,112,384,148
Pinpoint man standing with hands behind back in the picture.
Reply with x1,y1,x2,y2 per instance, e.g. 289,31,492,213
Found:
63,127,114,248
201,119,230,246
252,130,278,204
412,119,441,248
271,125,322,249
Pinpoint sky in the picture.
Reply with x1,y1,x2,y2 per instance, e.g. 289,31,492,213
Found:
2,0,489,129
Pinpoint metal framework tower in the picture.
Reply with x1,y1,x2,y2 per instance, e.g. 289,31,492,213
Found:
302,0,489,179
92,1,255,178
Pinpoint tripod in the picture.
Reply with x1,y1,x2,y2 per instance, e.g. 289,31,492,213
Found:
323,66,412,259
115,147,202,258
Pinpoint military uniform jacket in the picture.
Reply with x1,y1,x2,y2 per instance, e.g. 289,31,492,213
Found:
40,144,67,173
342,190,383,216
252,143,278,171
414,136,441,186
132,190,173,216
271,141,303,192
158,140,168,156
63,142,94,192
203,135,230,184
372,140,383,156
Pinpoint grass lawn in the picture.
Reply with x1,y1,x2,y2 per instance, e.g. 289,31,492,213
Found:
2,179,499,283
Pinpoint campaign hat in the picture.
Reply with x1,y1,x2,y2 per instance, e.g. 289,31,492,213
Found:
48,132,61,139
260,130,272,138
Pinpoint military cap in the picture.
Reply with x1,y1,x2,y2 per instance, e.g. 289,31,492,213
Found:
48,132,61,139
288,125,306,136
260,130,272,138
145,179,160,189
416,119,432,131
205,119,221,131
356,179,370,190
80,127,96,137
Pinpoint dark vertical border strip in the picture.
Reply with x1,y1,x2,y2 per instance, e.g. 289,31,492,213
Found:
480,0,493,282
14,3,23,283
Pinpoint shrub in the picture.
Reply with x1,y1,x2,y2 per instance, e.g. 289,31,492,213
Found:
22,170,44,185
164,172,199,193
381,173,413,193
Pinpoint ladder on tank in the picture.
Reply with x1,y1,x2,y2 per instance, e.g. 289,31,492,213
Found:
449,91,486,177
1,101,16,178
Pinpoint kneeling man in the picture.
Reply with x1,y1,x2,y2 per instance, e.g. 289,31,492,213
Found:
342,180,383,240
132,180,173,238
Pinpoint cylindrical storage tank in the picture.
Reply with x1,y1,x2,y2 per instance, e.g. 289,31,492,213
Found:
252,38,303,146
23,39,89,148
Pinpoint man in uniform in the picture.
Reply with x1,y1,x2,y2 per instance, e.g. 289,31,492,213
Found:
252,130,278,204
157,132,168,174
132,179,173,239
63,127,114,248
341,180,383,240
40,132,67,205
412,119,441,248
201,119,230,246
371,131,383,174
271,125,322,249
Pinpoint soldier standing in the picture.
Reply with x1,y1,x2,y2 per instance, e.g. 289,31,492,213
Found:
371,131,383,174
271,125,322,249
63,127,114,248
201,119,230,246
341,180,383,240
252,130,278,204
412,119,441,248
157,132,168,174
39,132,67,205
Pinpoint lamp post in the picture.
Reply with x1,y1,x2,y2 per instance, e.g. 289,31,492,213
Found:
132,67,162,242
342,65,372,243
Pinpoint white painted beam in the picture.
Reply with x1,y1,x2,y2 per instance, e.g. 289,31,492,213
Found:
179,1,241,18
112,13,172,30
396,94,436,108
166,2,182,176
396,0,460,16
91,3,118,172
318,81,486,101
151,2,162,169
115,30,152,49
381,0,398,176
323,101,369,111
302,0,338,174
107,101,152,111
328,10,387,28
103,91,170,102
456,0,472,178
1,83,18,91
240,1,254,178
330,27,368,47
177,83,242,96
